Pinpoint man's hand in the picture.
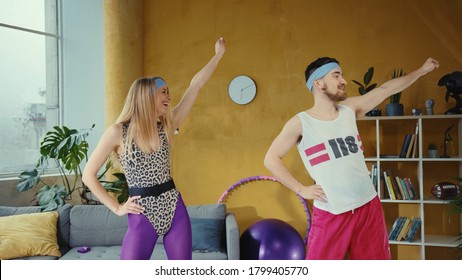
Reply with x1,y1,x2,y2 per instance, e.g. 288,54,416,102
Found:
298,184,327,203
419,57,440,75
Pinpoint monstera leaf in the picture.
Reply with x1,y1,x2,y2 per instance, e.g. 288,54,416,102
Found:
16,169,41,192
40,125,92,173
101,172,128,204
36,184,67,211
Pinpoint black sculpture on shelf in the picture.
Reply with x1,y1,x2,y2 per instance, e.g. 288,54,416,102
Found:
438,71,462,114
440,123,455,158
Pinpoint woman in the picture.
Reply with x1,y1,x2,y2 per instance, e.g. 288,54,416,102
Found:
82,37,226,260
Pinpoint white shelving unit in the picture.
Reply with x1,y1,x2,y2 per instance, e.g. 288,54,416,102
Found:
358,114,462,260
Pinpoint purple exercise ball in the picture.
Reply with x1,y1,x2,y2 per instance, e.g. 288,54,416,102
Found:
240,218,306,260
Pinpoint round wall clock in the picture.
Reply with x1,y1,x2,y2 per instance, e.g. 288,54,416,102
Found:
228,75,257,105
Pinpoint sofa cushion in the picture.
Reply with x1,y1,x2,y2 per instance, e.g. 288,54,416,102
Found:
60,246,122,260
69,205,127,247
0,211,61,259
188,204,226,252
191,218,224,252
187,203,226,219
59,244,228,260
55,204,72,251
0,205,73,251
0,206,42,216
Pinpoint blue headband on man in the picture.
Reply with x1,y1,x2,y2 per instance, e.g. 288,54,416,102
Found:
306,62,340,92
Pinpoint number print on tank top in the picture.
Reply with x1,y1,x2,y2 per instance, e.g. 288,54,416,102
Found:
304,135,363,167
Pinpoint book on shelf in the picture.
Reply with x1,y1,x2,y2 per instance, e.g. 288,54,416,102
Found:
386,169,403,200
382,168,417,200
396,217,412,241
380,175,389,199
404,217,421,242
412,121,419,158
405,134,416,158
383,170,396,199
380,154,399,158
398,121,420,158
403,178,417,199
389,216,406,240
388,216,402,240
404,177,417,200
371,164,378,191
388,216,421,242
393,217,406,240
399,133,413,158
395,176,409,199
397,177,412,199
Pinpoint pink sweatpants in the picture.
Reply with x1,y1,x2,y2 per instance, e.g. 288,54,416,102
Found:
306,196,391,260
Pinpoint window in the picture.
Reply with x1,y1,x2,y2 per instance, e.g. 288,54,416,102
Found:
0,0,59,176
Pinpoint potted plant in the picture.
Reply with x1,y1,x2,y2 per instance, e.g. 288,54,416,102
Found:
427,142,438,158
386,68,405,116
352,67,377,95
16,125,99,210
352,67,380,116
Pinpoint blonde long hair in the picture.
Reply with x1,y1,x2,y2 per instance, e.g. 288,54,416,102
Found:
117,77,174,155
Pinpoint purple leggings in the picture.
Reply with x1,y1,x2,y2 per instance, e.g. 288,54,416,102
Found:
120,195,192,260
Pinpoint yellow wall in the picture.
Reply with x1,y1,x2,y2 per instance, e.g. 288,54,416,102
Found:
104,0,145,125
105,0,462,236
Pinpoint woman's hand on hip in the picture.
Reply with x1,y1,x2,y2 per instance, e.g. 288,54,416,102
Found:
115,195,145,216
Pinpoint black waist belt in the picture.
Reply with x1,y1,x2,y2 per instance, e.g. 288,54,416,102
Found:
128,179,175,197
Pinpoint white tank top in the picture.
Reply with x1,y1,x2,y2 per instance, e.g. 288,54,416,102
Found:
296,105,377,214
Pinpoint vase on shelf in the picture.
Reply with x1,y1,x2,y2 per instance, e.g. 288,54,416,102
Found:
386,103,404,116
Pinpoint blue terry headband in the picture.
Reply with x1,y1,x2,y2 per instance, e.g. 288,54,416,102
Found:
306,62,340,92
150,77,167,96
154,77,166,89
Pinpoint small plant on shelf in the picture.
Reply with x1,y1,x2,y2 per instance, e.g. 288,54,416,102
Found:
386,68,405,116
352,67,377,95
427,142,438,158
352,67,380,116
389,68,405,104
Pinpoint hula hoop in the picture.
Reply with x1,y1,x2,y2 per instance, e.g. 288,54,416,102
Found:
217,175,311,245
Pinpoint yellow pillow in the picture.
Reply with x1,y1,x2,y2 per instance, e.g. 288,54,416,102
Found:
0,211,61,259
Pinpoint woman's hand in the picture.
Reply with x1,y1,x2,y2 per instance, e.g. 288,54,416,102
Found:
114,195,145,216
215,37,226,57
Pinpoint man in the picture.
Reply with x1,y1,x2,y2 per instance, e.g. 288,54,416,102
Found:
264,57,439,259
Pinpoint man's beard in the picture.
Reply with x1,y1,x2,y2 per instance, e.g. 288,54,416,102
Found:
323,88,347,101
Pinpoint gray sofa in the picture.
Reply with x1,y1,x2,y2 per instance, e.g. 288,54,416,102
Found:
0,203,239,260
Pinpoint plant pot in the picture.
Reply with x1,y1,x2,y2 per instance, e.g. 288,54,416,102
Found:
428,149,438,158
386,103,404,116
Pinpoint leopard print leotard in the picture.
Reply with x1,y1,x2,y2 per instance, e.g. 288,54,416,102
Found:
118,123,179,235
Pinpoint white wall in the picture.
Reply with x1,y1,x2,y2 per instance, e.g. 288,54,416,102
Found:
61,0,105,153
